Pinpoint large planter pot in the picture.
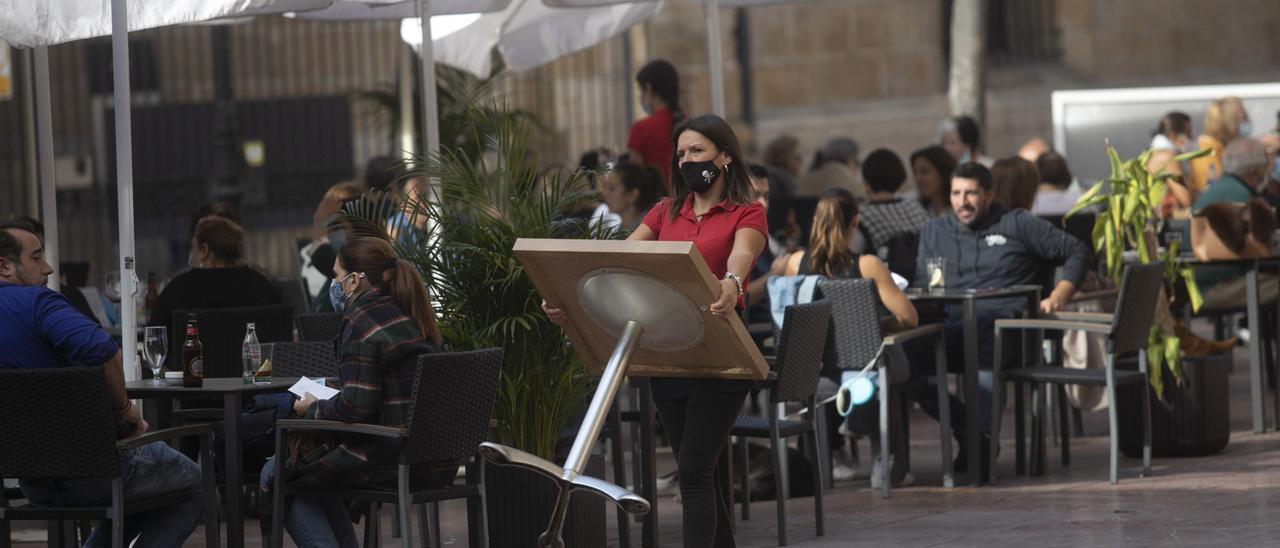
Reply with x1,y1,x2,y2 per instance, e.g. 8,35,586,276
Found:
1118,353,1231,458
485,453,607,548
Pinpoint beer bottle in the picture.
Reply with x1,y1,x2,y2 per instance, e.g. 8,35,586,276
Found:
182,313,204,387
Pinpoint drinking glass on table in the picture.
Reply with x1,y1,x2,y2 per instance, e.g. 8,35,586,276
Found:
144,326,168,385
252,343,274,384
926,257,946,293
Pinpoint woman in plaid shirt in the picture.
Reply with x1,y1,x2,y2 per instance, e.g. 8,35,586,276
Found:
264,237,443,548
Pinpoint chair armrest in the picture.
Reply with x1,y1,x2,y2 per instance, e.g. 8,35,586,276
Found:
117,423,213,450
275,418,407,439
1069,289,1119,304
992,318,1113,335
1046,311,1112,323
882,323,944,346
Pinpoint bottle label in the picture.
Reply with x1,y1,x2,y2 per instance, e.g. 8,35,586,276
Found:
190,358,204,378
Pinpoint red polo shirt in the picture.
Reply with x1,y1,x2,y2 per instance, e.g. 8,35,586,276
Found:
641,196,768,304
627,107,675,191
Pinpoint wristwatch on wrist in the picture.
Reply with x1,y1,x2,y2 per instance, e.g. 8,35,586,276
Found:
723,273,743,296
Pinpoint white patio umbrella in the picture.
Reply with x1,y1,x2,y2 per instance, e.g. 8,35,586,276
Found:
0,0,332,380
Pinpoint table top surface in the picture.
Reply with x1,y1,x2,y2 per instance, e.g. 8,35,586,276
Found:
126,377,299,395
904,285,1041,301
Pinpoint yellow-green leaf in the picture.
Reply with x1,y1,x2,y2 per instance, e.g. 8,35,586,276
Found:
1164,335,1182,381
1174,147,1212,163
1180,267,1203,312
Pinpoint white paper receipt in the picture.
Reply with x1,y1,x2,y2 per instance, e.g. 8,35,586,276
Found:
288,377,340,400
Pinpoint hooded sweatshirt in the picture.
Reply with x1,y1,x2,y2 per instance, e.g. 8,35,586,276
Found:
915,203,1092,314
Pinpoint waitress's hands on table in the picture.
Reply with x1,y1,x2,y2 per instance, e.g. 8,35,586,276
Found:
541,300,567,326
709,279,739,319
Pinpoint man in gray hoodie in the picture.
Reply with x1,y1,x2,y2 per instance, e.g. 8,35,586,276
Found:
906,162,1092,478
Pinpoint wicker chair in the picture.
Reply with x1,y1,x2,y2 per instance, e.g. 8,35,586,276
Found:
817,278,953,497
731,300,830,547
271,348,504,548
171,304,294,379
0,366,221,548
271,341,339,379
991,263,1164,484
294,313,345,342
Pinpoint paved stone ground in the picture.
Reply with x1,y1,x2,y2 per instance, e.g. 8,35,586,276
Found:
11,348,1280,547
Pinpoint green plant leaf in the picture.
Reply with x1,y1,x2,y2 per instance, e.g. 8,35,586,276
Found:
1174,147,1213,163
1180,267,1204,312
1164,335,1183,382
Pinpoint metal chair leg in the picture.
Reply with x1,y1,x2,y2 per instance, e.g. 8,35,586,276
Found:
990,329,1004,485
1139,350,1152,477
737,436,750,521
1105,354,1120,485
397,465,413,548
606,406,630,548
200,431,221,548
807,401,824,538
769,406,788,547
1014,381,1026,476
110,478,124,548
1057,383,1071,467
878,368,891,499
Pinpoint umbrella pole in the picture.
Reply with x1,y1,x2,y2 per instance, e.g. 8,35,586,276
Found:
34,46,59,291
111,0,140,381
416,0,440,163
706,0,725,118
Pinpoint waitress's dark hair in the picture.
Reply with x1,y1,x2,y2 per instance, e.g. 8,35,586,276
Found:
667,115,754,222
636,60,683,121
338,237,443,346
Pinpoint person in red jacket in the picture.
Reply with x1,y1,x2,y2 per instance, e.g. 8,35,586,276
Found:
628,59,684,192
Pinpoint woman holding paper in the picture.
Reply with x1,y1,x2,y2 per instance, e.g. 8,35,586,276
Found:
262,237,443,548
546,114,765,547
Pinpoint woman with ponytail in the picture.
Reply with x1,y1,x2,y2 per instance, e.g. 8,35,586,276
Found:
628,59,684,191
784,188,918,329
783,187,918,484
262,237,443,548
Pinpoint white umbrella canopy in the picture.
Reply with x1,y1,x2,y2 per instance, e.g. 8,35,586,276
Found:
0,0,333,47
0,0,334,383
421,0,664,79
293,0,511,20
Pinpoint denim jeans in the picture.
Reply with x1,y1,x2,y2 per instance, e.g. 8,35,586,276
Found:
18,441,203,548
260,457,359,548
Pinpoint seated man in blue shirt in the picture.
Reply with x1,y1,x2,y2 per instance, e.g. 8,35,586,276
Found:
902,163,1092,480
0,220,204,547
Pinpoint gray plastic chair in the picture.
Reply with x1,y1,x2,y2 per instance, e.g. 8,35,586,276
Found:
991,263,1164,484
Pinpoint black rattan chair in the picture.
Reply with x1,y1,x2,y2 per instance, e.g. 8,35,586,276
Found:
731,300,829,547
294,313,345,342
171,304,294,379
0,367,221,548
991,263,1163,484
817,278,953,498
271,341,339,379
271,348,503,548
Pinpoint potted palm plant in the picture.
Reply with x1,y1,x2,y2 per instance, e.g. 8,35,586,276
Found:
347,105,621,545
1067,144,1230,457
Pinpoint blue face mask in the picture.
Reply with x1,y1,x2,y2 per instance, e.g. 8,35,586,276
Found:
1239,120,1253,138
328,279,348,312
329,272,356,312
1272,160,1280,183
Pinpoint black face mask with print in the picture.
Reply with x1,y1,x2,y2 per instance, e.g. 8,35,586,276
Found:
680,159,721,194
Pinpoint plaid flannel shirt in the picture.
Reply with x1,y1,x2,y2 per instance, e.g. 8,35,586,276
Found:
299,289,437,486
860,198,931,252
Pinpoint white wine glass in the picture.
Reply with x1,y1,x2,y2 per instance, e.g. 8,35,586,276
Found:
144,326,168,385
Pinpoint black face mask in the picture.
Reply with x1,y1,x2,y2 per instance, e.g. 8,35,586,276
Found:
680,159,722,194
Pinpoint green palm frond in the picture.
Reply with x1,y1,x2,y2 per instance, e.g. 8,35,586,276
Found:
343,103,623,460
